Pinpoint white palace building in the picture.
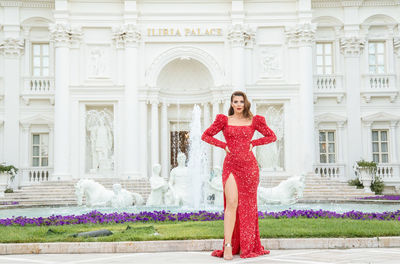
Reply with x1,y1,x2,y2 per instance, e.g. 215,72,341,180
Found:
0,0,400,192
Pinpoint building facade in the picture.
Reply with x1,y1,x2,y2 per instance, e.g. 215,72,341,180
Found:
0,0,399,192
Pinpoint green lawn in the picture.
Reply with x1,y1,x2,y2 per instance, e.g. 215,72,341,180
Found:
1,218,399,243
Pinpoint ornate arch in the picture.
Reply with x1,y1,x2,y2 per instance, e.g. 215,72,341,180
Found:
145,46,224,87
312,16,344,28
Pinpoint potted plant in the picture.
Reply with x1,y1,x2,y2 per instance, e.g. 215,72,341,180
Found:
0,163,18,197
354,159,377,193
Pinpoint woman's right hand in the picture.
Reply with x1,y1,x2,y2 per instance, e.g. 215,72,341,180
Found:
224,145,230,153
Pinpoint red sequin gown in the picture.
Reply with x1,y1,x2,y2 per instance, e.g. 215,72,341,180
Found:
201,114,277,259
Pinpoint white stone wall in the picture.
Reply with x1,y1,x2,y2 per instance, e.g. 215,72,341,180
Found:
0,0,399,190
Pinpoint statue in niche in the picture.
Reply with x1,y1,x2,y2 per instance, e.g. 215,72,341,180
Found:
168,152,190,206
89,47,107,77
146,163,169,206
204,166,224,206
261,48,280,76
256,106,284,171
86,108,114,173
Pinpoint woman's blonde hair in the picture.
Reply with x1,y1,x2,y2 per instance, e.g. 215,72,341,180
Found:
228,91,253,119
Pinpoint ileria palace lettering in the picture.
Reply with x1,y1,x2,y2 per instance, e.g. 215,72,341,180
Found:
147,27,223,36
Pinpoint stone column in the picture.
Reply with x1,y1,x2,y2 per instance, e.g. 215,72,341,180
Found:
286,23,316,174
161,102,169,178
121,24,141,179
151,100,160,169
227,24,245,91
20,124,30,186
49,23,76,181
363,122,373,162
22,26,31,77
337,121,345,164
203,102,211,176
212,100,221,168
0,38,24,167
244,26,256,87
139,100,148,178
389,121,398,163
340,36,365,178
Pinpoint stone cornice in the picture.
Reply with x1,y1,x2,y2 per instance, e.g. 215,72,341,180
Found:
49,23,83,48
340,36,365,57
0,38,25,57
285,23,316,47
112,24,141,49
0,0,54,8
312,0,400,8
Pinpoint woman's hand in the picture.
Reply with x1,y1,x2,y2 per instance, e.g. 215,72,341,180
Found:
225,145,230,153
249,143,253,151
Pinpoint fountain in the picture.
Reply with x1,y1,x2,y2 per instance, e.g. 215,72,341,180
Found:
1,104,398,220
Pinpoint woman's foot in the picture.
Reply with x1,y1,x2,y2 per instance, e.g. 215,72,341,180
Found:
224,243,233,260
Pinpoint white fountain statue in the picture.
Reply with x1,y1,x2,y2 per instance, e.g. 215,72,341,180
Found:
146,163,169,206
74,179,143,208
257,175,306,205
187,104,209,208
204,166,224,206
168,152,191,206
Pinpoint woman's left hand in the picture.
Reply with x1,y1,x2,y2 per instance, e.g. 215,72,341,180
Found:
249,143,253,151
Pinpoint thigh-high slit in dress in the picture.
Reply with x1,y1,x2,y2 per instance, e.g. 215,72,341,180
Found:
201,114,277,259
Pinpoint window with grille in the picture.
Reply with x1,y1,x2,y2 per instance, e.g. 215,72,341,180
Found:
319,130,336,163
32,43,49,76
368,42,385,74
372,130,389,163
316,42,333,75
32,133,49,167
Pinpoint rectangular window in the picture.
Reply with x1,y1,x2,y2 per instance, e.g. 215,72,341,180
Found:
32,133,49,167
372,130,389,163
319,130,336,163
316,42,333,75
32,43,49,77
368,41,385,74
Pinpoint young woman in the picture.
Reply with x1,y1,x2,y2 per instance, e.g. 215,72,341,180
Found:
201,90,277,260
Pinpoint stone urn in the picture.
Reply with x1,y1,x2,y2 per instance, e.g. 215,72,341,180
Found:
0,172,11,198
358,167,374,193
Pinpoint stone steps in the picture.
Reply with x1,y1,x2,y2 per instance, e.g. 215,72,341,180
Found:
0,174,377,207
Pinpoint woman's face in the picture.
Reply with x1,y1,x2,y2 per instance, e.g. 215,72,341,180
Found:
231,95,245,115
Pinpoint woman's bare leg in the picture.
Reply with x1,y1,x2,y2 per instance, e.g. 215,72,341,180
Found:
224,172,238,259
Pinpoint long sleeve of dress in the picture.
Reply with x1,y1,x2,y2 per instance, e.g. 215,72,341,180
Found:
251,115,277,147
201,114,227,149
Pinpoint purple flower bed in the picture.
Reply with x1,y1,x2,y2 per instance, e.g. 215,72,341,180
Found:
356,195,400,201
0,201,19,206
1,209,400,227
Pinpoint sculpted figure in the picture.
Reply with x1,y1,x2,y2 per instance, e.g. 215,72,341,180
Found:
168,152,190,206
146,163,169,206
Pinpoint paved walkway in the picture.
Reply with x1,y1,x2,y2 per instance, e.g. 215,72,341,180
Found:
1,248,400,264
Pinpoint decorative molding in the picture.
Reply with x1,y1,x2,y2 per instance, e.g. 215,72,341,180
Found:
19,113,54,127
340,36,365,57
312,0,400,8
49,23,83,48
0,0,54,8
0,38,25,57
112,24,141,49
227,24,256,48
361,111,400,123
285,23,316,47
146,46,224,87
314,112,347,126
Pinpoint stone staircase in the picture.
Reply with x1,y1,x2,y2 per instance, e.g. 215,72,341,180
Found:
0,178,151,208
0,174,376,208
260,173,376,202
